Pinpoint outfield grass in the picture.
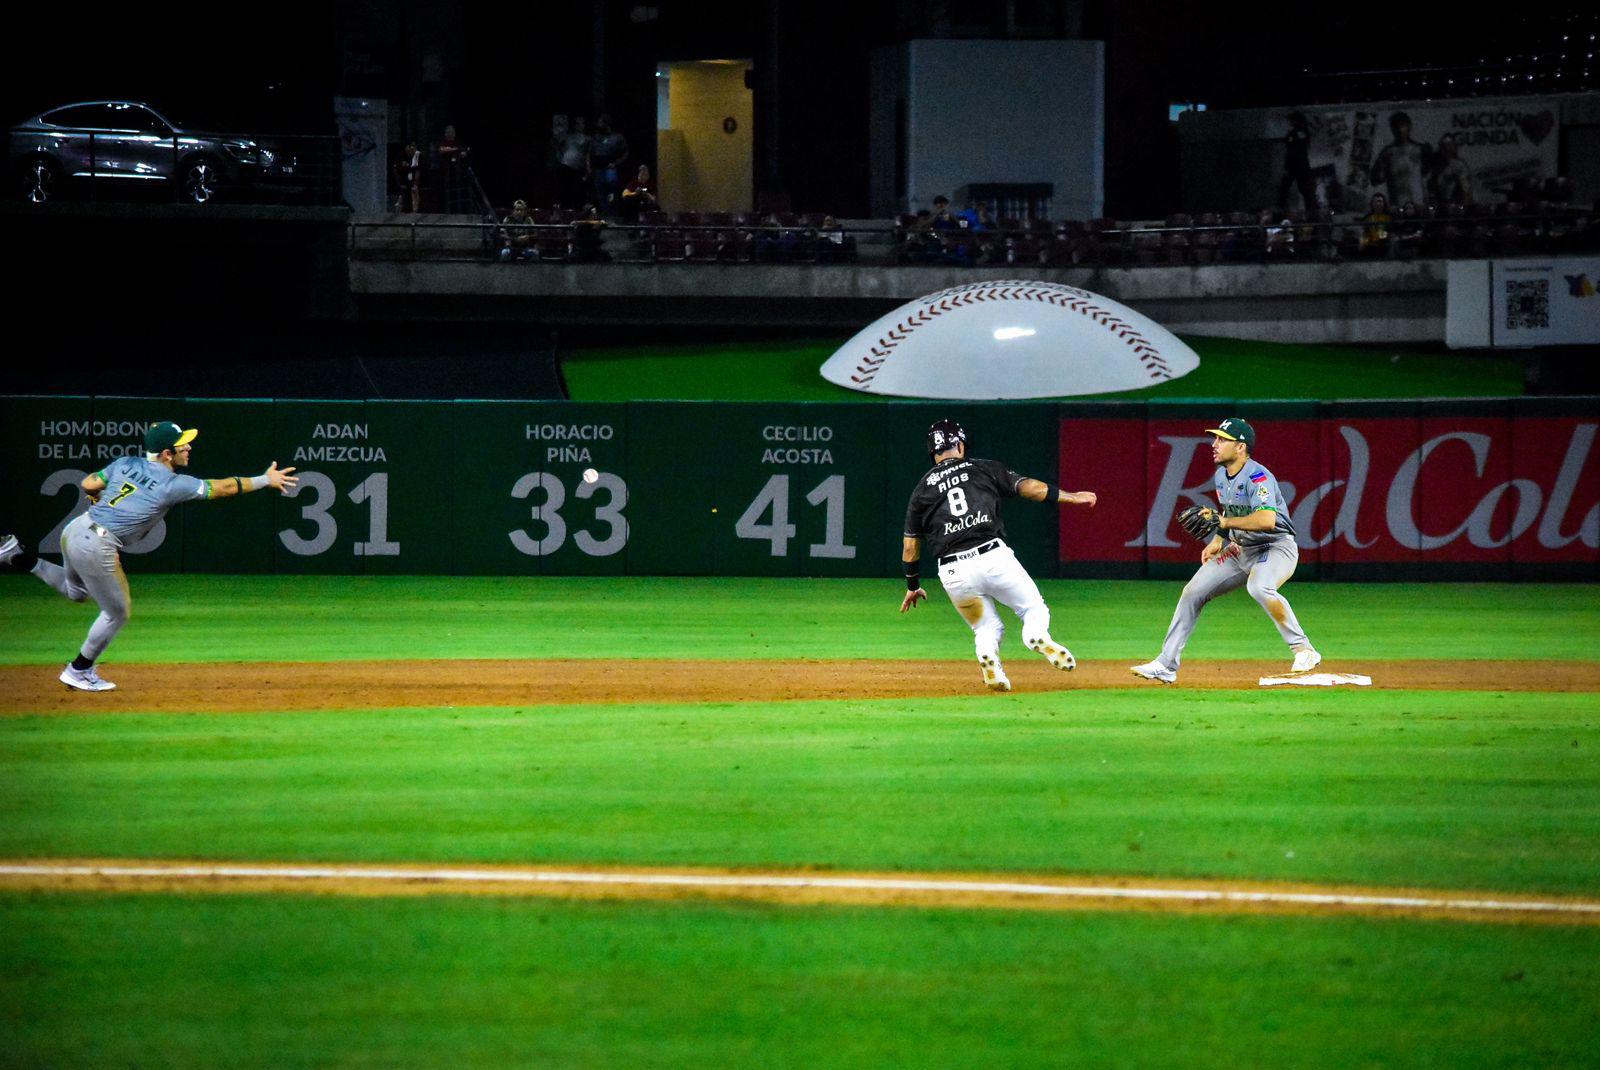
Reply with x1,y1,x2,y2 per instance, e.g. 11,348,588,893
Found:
2,575,1597,664
3,691,1597,893
3,894,1597,1069
3,574,1597,1066
559,336,1525,403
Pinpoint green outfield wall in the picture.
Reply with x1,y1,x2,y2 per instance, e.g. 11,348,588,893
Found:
3,397,1595,579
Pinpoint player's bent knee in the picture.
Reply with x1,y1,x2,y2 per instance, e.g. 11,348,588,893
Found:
1248,580,1279,603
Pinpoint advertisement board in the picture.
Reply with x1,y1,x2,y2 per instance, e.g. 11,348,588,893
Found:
4,396,1592,579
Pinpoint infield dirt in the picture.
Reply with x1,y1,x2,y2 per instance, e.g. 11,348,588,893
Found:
0,657,1594,714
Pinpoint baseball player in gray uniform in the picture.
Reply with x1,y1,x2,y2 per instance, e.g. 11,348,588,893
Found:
900,419,1098,692
1131,418,1320,683
0,421,296,692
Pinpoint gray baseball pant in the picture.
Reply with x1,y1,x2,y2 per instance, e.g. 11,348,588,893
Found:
1157,537,1309,670
30,513,132,663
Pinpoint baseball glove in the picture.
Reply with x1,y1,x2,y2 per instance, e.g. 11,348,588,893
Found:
1176,505,1221,543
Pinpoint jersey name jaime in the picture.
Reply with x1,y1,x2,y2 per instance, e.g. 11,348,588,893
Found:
904,457,1023,560
1213,462,1295,546
86,454,209,542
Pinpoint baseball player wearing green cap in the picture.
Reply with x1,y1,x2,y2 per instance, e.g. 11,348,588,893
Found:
0,421,297,692
1131,418,1320,684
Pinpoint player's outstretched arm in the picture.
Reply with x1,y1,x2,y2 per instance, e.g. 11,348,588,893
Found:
1018,478,1096,507
204,462,300,499
900,535,927,612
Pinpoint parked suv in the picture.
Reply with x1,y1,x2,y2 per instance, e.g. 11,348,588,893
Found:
10,100,295,204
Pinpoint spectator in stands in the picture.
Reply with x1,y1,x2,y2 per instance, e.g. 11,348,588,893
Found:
620,164,658,222
436,124,472,214
1359,192,1391,255
591,114,630,217
924,195,965,263
557,116,592,209
1277,111,1318,212
816,215,856,264
1393,201,1425,257
571,204,610,262
499,199,537,261
969,205,1001,264
1370,112,1426,210
1264,209,1295,257
902,210,944,264
1429,134,1473,207
396,141,421,213
755,212,800,262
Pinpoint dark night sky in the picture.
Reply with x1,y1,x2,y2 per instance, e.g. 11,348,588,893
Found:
2,5,339,133
6,3,1592,215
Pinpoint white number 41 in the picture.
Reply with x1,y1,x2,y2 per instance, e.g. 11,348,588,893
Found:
735,474,855,559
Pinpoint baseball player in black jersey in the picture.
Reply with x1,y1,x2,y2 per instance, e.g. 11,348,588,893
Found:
900,419,1098,691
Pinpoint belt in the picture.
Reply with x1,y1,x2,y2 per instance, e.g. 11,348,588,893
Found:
938,538,1002,567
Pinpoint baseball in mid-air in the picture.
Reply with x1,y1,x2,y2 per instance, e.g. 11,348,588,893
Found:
582,468,599,484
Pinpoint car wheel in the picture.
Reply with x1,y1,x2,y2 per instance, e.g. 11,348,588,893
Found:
181,158,221,204
19,158,59,204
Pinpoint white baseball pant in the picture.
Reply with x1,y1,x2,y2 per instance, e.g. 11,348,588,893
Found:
936,539,1056,667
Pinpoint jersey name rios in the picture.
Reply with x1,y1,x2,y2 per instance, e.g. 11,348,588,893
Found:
1214,461,1295,547
86,454,209,542
904,457,1023,560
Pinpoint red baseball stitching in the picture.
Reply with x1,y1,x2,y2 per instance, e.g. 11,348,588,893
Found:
851,280,1176,388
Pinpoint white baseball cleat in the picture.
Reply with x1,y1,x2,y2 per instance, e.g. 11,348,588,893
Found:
978,654,1011,692
60,665,117,692
0,534,20,566
1027,637,1076,672
1130,659,1177,684
1290,648,1323,673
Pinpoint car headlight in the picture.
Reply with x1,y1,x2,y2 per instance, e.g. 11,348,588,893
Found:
258,148,276,167
223,139,259,161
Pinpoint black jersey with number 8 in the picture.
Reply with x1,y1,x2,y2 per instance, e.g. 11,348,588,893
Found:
903,457,1024,561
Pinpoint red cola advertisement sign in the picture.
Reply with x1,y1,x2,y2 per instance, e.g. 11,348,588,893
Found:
1059,402,1599,576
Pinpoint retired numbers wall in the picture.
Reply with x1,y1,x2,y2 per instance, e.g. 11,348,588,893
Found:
0,397,1060,577
7,396,1595,579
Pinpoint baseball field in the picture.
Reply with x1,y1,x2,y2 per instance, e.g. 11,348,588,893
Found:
2,572,1598,1066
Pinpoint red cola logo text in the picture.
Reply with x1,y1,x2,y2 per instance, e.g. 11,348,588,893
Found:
1134,423,1598,553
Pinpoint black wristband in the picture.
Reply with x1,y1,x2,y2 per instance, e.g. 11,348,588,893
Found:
1042,482,1063,503
903,560,921,590
233,476,243,495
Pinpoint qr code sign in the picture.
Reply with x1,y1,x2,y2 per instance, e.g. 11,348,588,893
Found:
1505,278,1549,331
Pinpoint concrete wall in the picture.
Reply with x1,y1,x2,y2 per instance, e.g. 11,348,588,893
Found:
351,258,1447,343
869,39,1104,220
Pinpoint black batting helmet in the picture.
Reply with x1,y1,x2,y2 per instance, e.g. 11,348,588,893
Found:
927,419,967,458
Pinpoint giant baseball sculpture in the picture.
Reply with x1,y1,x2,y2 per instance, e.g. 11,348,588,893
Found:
821,280,1200,399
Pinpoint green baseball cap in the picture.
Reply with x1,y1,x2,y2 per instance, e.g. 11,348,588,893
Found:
144,421,198,453
1205,417,1255,449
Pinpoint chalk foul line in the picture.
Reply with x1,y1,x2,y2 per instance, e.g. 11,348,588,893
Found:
3,862,1598,925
